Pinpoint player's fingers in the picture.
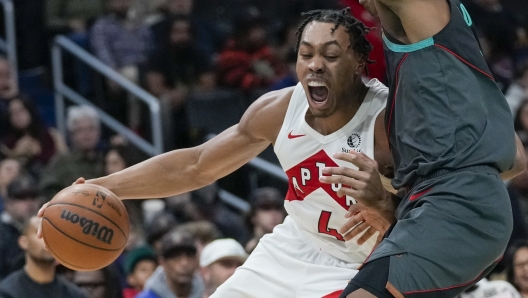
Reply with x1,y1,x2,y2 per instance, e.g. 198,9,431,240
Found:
333,151,374,170
73,177,86,185
357,226,377,245
321,166,368,181
37,202,50,218
343,221,368,241
345,204,366,217
339,213,364,234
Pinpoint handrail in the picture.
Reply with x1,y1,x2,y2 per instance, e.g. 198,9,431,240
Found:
0,0,18,93
52,35,163,156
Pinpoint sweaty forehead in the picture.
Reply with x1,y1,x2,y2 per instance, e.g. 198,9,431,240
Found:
300,21,350,48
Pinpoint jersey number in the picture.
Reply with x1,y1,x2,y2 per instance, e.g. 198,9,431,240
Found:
318,211,344,241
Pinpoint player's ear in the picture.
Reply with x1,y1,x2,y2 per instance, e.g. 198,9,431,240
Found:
18,235,29,250
355,58,366,75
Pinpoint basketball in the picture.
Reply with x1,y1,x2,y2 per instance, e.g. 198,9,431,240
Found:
41,184,130,271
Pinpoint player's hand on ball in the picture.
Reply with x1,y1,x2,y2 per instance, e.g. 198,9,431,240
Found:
37,177,86,241
339,203,391,248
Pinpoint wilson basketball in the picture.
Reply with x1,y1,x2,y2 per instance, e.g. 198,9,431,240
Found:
42,184,130,271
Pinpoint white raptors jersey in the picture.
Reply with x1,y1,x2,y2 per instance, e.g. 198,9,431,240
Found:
274,79,388,265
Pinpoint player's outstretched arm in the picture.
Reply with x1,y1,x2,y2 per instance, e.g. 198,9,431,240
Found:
84,88,292,200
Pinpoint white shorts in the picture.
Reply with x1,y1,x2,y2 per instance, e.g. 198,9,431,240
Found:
211,216,361,298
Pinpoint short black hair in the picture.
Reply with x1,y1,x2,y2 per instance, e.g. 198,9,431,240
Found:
295,7,374,74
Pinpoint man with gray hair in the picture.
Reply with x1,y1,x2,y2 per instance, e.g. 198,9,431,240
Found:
39,105,105,201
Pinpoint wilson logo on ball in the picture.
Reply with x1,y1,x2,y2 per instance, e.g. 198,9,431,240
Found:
60,209,114,244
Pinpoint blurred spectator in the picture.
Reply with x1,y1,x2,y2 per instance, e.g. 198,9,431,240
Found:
174,221,221,257
188,183,250,244
0,174,40,280
508,145,528,225
506,240,528,297
216,11,283,94
150,0,222,57
270,51,298,90
146,16,215,150
45,0,106,34
1,96,67,176
463,0,521,90
39,105,105,201
137,229,204,298
0,216,88,298
145,211,179,252
459,278,521,298
123,246,158,298
199,238,247,297
245,187,286,253
90,0,153,131
0,57,17,139
0,159,21,214
514,99,528,143
104,143,147,225
73,266,123,298
506,63,528,115
45,0,107,96
129,0,166,24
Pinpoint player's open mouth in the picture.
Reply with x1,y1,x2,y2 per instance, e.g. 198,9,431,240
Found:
308,81,329,103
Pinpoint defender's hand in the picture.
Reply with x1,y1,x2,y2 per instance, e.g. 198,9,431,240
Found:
339,203,391,247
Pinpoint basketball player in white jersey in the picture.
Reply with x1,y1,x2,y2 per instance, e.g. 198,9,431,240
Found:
38,8,397,298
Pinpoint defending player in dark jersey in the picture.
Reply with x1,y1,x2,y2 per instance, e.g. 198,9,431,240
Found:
320,0,527,297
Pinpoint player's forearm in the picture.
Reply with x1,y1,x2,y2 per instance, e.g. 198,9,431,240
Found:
87,148,211,200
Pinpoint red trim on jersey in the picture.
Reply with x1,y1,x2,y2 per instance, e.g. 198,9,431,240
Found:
322,290,343,298
409,188,433,201
434,44,494,81
387,54,409,145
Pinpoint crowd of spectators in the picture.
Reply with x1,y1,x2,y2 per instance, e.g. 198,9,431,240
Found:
0,0,528,297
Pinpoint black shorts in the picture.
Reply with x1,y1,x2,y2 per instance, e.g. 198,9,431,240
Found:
340,256,498,298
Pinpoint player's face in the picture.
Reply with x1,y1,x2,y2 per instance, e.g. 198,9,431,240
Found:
297,21,364,118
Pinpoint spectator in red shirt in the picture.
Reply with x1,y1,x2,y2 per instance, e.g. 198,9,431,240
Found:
216,12,284,94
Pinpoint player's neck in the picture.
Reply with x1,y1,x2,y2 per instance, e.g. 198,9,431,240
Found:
24,258,55,284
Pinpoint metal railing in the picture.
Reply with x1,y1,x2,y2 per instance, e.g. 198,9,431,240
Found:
0,0,18,93
52,35,163,156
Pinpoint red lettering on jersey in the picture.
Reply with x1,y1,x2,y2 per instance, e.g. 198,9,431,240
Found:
285,150,349,210
318,211,345,241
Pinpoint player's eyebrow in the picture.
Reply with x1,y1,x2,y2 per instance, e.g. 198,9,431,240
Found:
300,40,342,48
